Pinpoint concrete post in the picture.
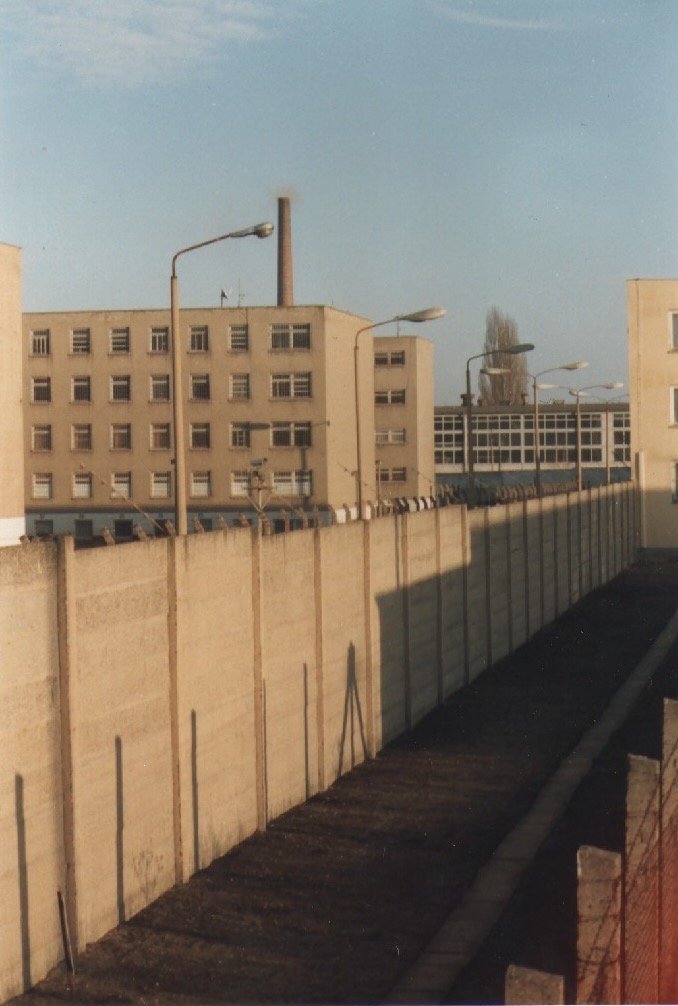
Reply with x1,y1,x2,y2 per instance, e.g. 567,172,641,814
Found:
505,964,564,1005
251,527,267,830
434,507,444,705
313,526,326,792
624,754,660,1004
56,536,81,951
399,513,412,728
362,520,376,758
483,508,493,667
660,698,678,1001
576,845,622,1004
461,504,470,685
166,536,184,883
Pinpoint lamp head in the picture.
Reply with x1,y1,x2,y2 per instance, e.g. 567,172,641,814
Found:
480,367,510,375
505,342,534,355
562,360,589,371
253,222,274,238
602,381,624,390
396,307,447,323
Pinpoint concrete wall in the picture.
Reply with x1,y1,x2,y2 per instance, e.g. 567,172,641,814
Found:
0,483,636,1002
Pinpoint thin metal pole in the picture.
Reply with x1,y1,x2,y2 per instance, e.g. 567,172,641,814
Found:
466,362,475,506
534,378,542,497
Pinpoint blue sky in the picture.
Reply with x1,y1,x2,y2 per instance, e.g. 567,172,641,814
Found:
2,0,677,400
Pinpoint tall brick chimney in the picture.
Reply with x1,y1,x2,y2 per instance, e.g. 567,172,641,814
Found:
277,196,293,307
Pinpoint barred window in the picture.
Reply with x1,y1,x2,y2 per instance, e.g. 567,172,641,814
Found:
151,471,172,498
190,374,210,400
231,470,251,496
111,472,132,499
111,423,132,449
72,376,91,402
229,325,249,351
31,330,50,355
190,422,210,449
71,329,91,354
150,374,170,401
150,327,169,353
191,470,211,497
272,469,312,496
150,423,171,449
31,377,51,402
110,328,130,353
111,375,131,401
230,423,251,448
229,373,250,400
71,424,92,450
32,425,52,451
72,471,92,498
271,372,311,398
32,472,53,499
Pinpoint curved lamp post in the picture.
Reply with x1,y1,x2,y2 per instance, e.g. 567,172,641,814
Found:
171,222,274,534
355,307,446,517
569,382,623,490
465,343,534,506
529,362,588,497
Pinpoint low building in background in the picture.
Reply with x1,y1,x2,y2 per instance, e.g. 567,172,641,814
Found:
628,278,678,553
22,305,435,541
434,402,630,489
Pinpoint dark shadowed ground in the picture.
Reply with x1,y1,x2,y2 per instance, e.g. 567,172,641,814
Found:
12,561,678,1005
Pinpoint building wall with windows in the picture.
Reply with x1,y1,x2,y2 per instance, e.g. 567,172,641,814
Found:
435,402,630,483
374,336,434,499
23,305,432,538
0,243,25,545
628,278,678,551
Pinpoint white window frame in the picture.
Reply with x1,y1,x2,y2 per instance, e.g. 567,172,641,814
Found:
271,372,312,399
30,330,50,356
189,326,209,352
150,327,169,353
375,389,406,405
231,470,251,496
190,470,211,498
71,375,91,402
31,377,51,403
72,471,92,499
150,374,170,401
110,327,130,354
151,471,172,499
111,471,132,499
376,428,406,445
111,423,132,450
270,323,311,350
272,469,313,497
32,424,52,451
229,324,249,352
32,472,53,499
150,423,171,450
229,373,250,400
111,375,131,401
270,422,312,447
230,423,251,448
71,423,92,451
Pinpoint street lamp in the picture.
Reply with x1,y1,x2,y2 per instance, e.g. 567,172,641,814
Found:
529,362,588,497
569,382,623,491
354,307,446,517
171,222,274,534
465,343,534,506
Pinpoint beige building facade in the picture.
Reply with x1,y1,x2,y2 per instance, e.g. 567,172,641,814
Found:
1,243,25,545
22,305,434,539
627,278,678,552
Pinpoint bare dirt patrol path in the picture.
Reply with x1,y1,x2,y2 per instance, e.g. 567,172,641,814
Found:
12,561,678,1005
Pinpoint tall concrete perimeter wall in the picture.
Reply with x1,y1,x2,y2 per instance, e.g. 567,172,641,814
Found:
1,484,636,1001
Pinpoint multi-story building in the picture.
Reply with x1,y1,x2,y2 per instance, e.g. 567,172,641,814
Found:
0,243,25,545
434,402,630,485
627,278,678,552
374,336,434,498
22,306,435,540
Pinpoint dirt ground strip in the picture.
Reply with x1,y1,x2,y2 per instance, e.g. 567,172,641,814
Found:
12,561,678,1005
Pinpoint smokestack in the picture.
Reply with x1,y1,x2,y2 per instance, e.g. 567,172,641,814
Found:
277,196,293,307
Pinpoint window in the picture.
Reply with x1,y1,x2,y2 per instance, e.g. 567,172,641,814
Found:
34,519,54,537
231,470,251,496
375,389,406,405
151,471,172,498
434,413,465,465
671,314,678,349
190,422,210,449
150,423,171,450
376,428,406,445
229,324,249,351
31,377,51,402
271,372,312,399
111,375,131,401
71,329,91,354
272,470,312,497
111,472,132,499
114,519,134,540
191,471,211,497
74,519,93,541
150,327,169,353
31,330,50,355
111,423,132,449
32,473,52,499
230,423,251,448
72,471,92,498
190,326,209,352
71,424,92,450
374,350,405,366
32,425,52,451
229,373,250,400
270,323,311,350
271,421,312,447
190,374,210,400
72,376,91,402
671,388,678,424
110,327,130,353
150,374,170,401
378,466,407,483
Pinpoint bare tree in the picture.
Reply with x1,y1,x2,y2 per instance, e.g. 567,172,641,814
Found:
478,307,528,405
